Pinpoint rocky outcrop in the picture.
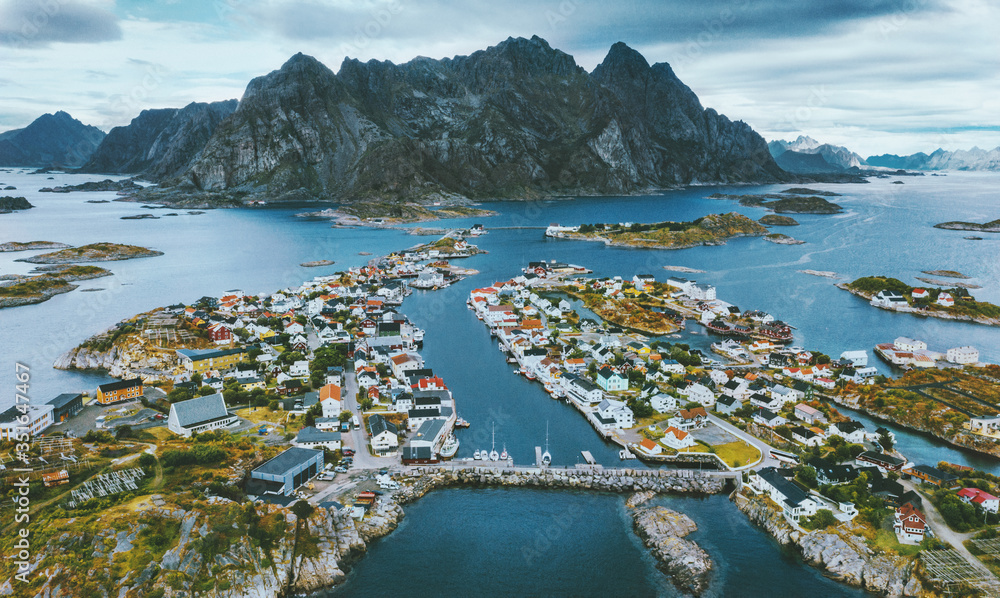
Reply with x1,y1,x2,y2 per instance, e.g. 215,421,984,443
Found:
16,243,164,264
735,493,923,596
0,111,105,167
631,505,713,596
395,466,727,504
166,36,787,203
81,100,238,180
0,196,33,211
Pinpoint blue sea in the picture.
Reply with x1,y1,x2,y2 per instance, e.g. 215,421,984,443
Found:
2,167,998,595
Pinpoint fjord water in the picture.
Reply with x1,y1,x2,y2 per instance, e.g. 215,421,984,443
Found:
326,489,869,598
0,168,996,595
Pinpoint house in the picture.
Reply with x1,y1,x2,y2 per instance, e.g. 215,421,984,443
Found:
893,502,927,543
660,359,685,375
911,288,929,300
167,393,238,437
293,426,342,451
96,377,143,404
903,464,959,488
670,407,708,431
176,348,247,374
715,395,742,416
893,337,927,352
207,323,233,344
789,426,823,447
751,467,819,523
678,382,715,407
562,373,603,404
46,393,83,422
248,447,324,497
651,393,679,413
815,462,859,486
753,408,786,428
367,414,399,456
749,391,782,411
871,290,907,309
957,488,1000,513
0,404,54,440
594,399,634,429
856,451,905,473
315,417,340,432
318,384,342,418
596,367,628,392
946,346,979,365
289,360,310,377
840,350,869,367
829,420,866,444
662,426,695,450
840,366,878,384
936,292,954,307
794,403,825,424
638,438,663,456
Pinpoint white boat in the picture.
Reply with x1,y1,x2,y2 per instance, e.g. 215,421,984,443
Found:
473,450,482,460
500,444,508,461
541,421,552,467
440,434,459,459
489,424,500,461
619,447,636,460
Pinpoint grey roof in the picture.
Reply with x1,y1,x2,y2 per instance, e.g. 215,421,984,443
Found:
368,414,397,437
47,393,82,409
858,451,905,467
295,426,342,443
757,467,811,507
408,408,439,420
176,347,244,361
254,447,323,476
402,445,434,460
836,420,866,434
414,395,441,407
170,393,231,428
413,418,445,443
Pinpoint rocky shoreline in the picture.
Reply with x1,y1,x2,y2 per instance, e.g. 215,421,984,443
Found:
630,502,713,596
735,493,924,596
15,242,164,264
764,233,806,245
0,241,71,252
836,283,1000,327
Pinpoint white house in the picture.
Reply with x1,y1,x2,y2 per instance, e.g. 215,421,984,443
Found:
651,393,679,413
840,350,869,367
753,408,786,428
562,374,604,404
829,420,866,444
594,399,634,429
167,393,238,437
678,382,715,407
293,426,342,450
751,467,819,524
367,415,399,456
957,488,1000,513
661,426,695,450
893,337,927,352
637,438,662,456
947,346,979,365
871,290,907,309
660,359,685,375
936,292,954,307
894,503,927,543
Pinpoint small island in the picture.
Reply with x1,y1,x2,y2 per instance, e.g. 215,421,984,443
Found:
550,212,768,250
781,187,841,197
0,265,113,308
301,260,335,267
0,196,34,212
39,178,141,193
710,191,842,214
15,242,164,264
764,233,805,245
934,218,1000,233
759,214,799,226
0,241,72,252
838,275,1000,326
922,270,969,279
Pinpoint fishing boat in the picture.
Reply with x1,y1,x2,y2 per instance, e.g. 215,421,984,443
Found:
541,422,552,467
489,424,500,461
455,417,471,428
619,446,635,460
524,369,536,380
440,434,459,459
473,449,482,460
500,444,509,461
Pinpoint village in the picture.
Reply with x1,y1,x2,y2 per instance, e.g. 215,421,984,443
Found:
4,245,1000,595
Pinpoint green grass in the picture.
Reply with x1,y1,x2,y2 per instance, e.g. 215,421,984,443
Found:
712,441,761,468
871,528,923,557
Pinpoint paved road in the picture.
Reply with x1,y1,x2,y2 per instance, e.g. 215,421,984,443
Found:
707,413,778,470
342,368,401,470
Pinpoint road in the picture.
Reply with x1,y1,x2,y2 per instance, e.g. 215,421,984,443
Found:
901,480,994,578
342,367,400,471
707,413,777,470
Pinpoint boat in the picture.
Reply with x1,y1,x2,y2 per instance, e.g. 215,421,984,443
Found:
524,370,536,380
500,444,508,461
455,417,471,428
489,424,500,461
619,447,636,460
541,422,552,466
440,434,459,459
473,449,482,460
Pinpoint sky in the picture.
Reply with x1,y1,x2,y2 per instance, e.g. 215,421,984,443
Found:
0,0,997,157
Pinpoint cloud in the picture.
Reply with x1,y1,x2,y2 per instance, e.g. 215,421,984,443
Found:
0,0,123,48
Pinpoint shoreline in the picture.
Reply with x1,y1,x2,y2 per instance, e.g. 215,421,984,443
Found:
836,283,1000,327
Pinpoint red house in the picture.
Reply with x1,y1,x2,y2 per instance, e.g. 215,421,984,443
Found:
207,323,232,343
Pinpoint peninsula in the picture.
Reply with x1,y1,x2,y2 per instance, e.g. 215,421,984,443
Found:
838,276,1000,326
15,242,164,264
709,190,843,214
934,218,1000,233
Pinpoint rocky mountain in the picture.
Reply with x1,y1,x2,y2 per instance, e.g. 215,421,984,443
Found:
179,36,787,201
81,100,238,180
768,135,866,171
867,146,1000,171
0,111,105,167
773,150,843,174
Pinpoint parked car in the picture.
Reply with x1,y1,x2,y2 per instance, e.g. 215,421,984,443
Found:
334,466,348,473
342,448,355,456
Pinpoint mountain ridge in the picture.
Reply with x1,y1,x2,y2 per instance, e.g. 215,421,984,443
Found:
0,111,105,167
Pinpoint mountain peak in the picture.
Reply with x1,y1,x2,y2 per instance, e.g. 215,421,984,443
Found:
592,41,652,83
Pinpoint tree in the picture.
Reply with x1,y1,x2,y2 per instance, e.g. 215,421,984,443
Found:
198,385,216,396
114,425,134,440
338,411,353,423
878,429,895,452
191,372,203,386
806,509,838,529
683,401,701,410
795,465,818,489
358,397,374,411
291,500,315,520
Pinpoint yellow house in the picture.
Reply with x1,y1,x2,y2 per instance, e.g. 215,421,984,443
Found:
240,378,265,391
176,348,248,374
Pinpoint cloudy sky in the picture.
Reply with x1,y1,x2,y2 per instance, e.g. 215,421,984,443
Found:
1,0,997,156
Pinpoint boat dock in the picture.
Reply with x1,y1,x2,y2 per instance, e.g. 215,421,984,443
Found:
581,451,596,465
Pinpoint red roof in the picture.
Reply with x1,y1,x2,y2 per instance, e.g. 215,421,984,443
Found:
958,487,999,504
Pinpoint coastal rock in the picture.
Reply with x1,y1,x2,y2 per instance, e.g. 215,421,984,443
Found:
0,196,33,211
626,491,657,508
632,506,712,596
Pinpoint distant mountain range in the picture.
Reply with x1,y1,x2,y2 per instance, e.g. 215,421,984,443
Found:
0,111,105,167
768,136,867,173
866,147,1000,171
